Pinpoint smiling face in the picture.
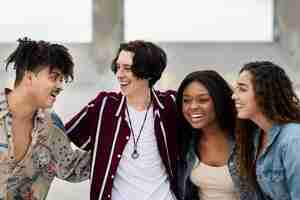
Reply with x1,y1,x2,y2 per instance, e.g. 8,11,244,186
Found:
115,50,149,98
232,70,261,120
182,81,217,130
29,66,64,109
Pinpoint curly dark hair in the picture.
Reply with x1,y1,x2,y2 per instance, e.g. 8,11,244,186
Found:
5,37,74,86
236,61,300,187
111,40,167,87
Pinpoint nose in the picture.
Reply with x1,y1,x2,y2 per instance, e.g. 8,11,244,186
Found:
116,67,124,79
56,79,64,91
231,84,238,100
190,100,199,109
232,92,237,100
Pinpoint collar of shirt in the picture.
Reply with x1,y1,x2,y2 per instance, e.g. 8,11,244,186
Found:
253,123,281,158
0,89,10,119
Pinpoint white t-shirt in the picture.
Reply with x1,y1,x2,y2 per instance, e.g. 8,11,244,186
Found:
190,159,239,200
111,104,175,200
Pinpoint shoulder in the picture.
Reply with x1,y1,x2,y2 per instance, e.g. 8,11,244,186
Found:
39,111,68,145
155,89,176,99
277,123,300,150
90,91,123,106
153,89,176,106
275,123,300,161
79,91,124,116
280,123,300,140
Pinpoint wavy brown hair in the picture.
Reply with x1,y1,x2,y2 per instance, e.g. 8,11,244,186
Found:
111,40,167,87
236,61,300,187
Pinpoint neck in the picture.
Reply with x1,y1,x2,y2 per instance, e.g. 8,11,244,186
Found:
200,125,228,143
197,125,230,163
251,112,273,135
7,87,37,121
126,88,152,111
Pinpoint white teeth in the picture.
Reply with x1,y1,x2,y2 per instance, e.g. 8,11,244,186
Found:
235,104,242,108
189,114,205,123
191,114,204,118
190,117,202,123
119,82,129,86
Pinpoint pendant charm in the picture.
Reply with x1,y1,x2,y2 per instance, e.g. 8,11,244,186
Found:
131,150,139,159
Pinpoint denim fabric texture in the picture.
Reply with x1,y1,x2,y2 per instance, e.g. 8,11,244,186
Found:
254,123,300,200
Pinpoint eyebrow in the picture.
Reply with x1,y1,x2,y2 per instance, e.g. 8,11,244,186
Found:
51,71,62,75
50,71,64,78
116,62,132,67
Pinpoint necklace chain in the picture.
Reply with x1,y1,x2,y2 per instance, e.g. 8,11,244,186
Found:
126,102,151,159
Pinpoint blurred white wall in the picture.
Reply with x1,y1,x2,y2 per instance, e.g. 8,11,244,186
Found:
0,0,92,43
125,0,274,42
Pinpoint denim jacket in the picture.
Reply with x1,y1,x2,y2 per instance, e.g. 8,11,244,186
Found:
254,123,300,200
176,136,260,200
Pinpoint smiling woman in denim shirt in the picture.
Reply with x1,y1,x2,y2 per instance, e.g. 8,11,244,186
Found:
175,70,259,200
232,61,300,200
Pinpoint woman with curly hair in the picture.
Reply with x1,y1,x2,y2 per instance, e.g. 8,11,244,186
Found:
232,61,300,200
176,70,259,200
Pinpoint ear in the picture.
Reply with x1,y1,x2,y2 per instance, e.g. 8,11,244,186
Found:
23,71,36,86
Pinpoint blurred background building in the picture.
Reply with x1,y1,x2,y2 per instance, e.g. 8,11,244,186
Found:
0,0,300,199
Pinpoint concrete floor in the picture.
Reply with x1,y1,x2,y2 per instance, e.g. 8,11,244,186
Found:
0,42,297,199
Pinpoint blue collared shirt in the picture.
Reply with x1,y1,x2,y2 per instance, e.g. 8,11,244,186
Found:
254,123,300,200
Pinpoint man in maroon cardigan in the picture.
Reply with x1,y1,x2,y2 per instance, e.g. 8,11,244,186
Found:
65,40,179,200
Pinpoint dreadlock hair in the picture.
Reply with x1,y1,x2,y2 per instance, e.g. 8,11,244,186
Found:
236,61,300,188
111,40,167,87
5,37,74,87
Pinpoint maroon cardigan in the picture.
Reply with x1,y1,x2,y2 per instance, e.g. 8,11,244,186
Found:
65,89,179,200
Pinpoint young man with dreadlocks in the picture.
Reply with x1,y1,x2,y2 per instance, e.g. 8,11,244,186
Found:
0,38,90,200
65,40,179,200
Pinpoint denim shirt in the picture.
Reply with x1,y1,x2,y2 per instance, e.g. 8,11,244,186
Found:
176,136,260,200
254,123,300,200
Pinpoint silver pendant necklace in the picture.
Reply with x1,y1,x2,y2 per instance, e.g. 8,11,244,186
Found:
126,102,151,159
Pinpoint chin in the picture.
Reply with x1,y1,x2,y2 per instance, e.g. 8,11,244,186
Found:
192,125,202,130
237,113,249,119
189,122,204,129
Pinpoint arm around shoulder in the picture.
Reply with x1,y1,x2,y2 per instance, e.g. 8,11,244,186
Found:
49,115,91,182
64,92,107,151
